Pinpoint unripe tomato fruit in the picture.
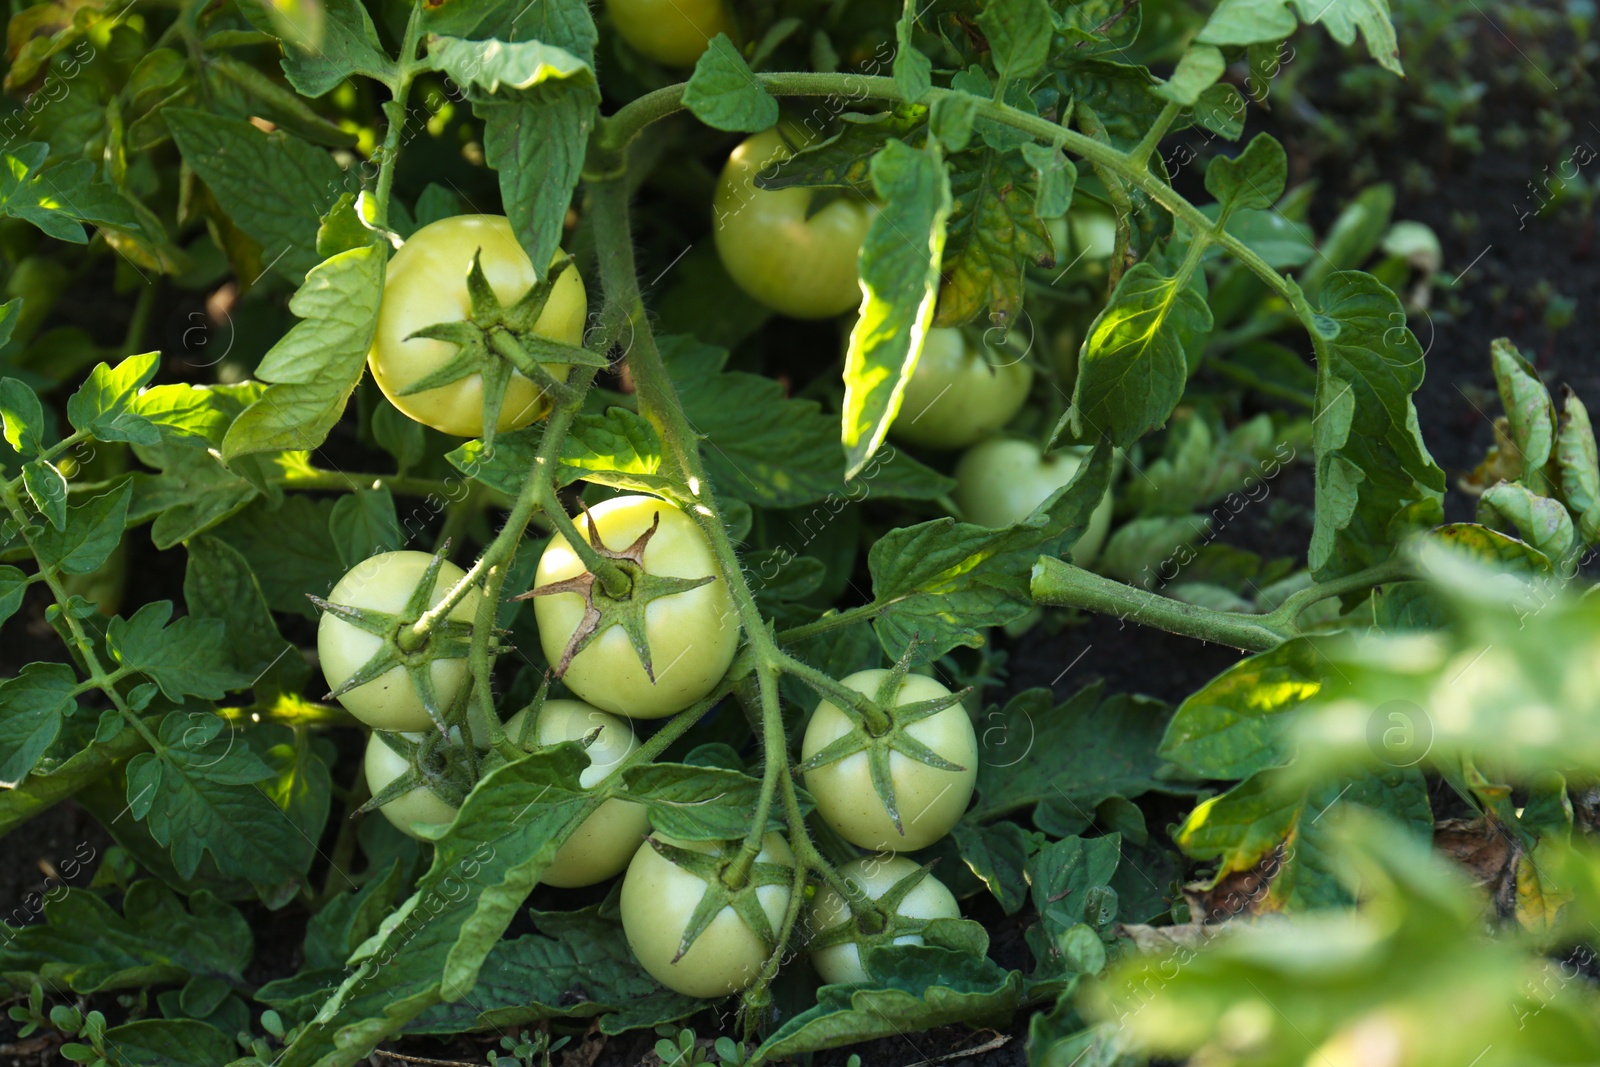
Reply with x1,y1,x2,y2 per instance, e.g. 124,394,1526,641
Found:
713,128,875,319
810,855,961,985
532,495,739,719
890,328,1034,450
951,438,1114,567
364,731,459,840
370,215,587,438
801,670,977,853
606,0,734,66
318,551,480,732
501,701,650,887
620,833,795,998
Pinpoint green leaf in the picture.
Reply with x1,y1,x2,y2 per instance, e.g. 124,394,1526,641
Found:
33,483,131,576
0,880,251,993
1307,271,1445,581
213,495,346,618
1197,0,1403,75
1300,184,1395,299
1204,132,1287,214
0,566,27,627
1159,640,1324,779
660,336,854,508
951,819,1032,914
423,0,597,63
842,140,951,479
65,353,162,444
1489,337,1556,479
108,602,252,701
1024,834,1121,992
682,34,778,131
560,407,677,496
166,110,344,283
1193,82,1247,141
968,684,1184,827
978,0,1053,83
936,148,1053,327
893,0,932,103
1477,482,1574,562
222,243,385,462
406,902,698,1036
869,444,1113,661
754,107,927,193
426,35,600,279
1558,391,1599,518
1176,766,1431,910
128,381,268,444
102,1019,237,1067
1021,142,1076,219
21,460,66,530
236,0,389,96
128,444,267,550
929,92,979,153
184,535,301,686
623,764,791,840
0,663,76,786
756,946,1021,1059
1154,44,1225,106
329,488,401,569
0,377,45,456
0,146,142,244
276,748,594,1065
1066,262,1213,448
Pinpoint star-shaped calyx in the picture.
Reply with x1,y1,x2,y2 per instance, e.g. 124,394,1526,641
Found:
400,249,609,447
795,646,973,836
309,546,476,736
647,837,792,962
808,862,943,950
357,728,476,813
510,509,714,680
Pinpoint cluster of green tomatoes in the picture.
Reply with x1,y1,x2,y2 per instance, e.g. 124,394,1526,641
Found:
318,0,1120,999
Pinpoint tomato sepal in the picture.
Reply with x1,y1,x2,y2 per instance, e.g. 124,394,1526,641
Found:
645,836,792,963
515,508,717,681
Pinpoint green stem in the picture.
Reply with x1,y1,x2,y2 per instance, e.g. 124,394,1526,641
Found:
0,483,159,752
776,602,885,644
372,0,427,229
1030,555,1413,651
776,650,892,736
122,280,158,355
539,481,634,600
1129,99,1183,170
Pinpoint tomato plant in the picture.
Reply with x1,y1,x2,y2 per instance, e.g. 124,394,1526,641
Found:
0,0,1592,1064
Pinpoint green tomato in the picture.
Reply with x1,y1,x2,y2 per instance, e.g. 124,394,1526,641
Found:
502,700,651,887
713,128,875,319
364,731,460,840
801,670,977,853
318,551,480,732
620,833,794,998
951,438,1114,567
532,495,739,719
370,214,587,438
809,855,961,985
890,327,1034,450
1070,208,1119,263
606,0,734,66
